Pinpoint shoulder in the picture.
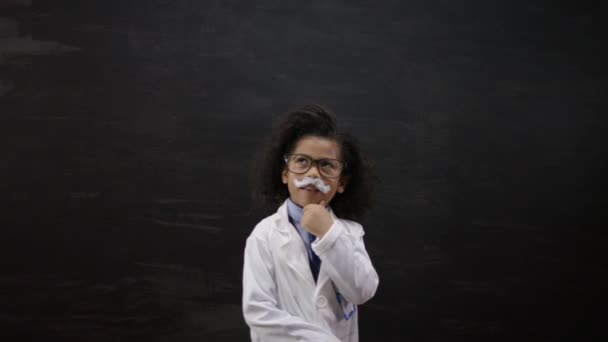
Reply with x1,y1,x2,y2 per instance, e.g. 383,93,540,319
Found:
248,200,290,239
340,219,366,237
332,213,365,237
248,213,280,240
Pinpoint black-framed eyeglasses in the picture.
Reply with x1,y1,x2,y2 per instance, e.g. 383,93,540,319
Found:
283,154,345,178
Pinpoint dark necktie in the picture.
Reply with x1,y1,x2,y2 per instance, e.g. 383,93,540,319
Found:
308,233,321,282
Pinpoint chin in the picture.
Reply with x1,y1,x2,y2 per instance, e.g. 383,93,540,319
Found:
292,197,317,207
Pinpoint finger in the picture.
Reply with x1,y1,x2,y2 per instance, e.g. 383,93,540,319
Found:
319,199,327,208
304,202,318,210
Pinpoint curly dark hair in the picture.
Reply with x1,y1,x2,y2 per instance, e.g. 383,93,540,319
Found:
251,104,375,220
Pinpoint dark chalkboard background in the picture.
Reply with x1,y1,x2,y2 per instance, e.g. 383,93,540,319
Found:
1,0,606,341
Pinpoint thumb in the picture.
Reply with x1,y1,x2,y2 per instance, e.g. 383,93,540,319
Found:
319,199,327,208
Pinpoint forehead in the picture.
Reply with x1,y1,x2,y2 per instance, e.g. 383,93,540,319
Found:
292,136,340,159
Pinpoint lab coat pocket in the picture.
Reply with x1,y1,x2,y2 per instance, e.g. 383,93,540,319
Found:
335,292,357,321
325,293,357,342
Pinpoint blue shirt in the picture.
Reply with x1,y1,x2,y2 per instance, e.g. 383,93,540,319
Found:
286,198,321,281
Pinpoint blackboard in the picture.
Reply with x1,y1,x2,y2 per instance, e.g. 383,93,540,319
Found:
1,0,606,341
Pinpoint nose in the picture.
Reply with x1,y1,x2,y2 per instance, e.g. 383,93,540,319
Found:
306,161,321,178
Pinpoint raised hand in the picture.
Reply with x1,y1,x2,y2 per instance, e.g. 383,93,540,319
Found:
301,200,333,239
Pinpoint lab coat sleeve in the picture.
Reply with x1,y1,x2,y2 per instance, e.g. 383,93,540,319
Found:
242,234,342,342
312,220,379,305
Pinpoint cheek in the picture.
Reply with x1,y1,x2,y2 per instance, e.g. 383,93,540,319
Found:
326,180,340,193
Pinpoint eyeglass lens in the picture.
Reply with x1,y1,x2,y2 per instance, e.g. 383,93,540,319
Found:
285,154,342,177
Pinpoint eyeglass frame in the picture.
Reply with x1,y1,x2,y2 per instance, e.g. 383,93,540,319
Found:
283,153,347,179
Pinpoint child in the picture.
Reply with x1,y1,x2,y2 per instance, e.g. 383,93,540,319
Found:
242,104,379,342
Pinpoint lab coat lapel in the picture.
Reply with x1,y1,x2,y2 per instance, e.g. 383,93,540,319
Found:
314,207,339,292
314,263,331,293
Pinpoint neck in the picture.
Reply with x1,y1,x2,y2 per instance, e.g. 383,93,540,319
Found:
286,198,304,223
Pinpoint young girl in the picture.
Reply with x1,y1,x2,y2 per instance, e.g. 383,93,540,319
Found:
242,105,379,342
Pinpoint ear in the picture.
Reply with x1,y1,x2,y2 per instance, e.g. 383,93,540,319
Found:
282,168,288,184
337,176,348,193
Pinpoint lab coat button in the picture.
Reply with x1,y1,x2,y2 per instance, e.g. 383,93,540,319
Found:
316,295,328,308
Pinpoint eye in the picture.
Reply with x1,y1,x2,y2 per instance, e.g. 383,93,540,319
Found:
320,160,336,169
295,156,309,165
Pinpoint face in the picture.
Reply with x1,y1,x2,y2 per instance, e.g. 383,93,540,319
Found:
282,136,347,208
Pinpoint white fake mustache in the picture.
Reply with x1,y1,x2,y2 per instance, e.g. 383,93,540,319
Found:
294,177,331,194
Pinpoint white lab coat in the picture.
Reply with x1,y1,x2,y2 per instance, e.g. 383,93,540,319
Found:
242,200,379,342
